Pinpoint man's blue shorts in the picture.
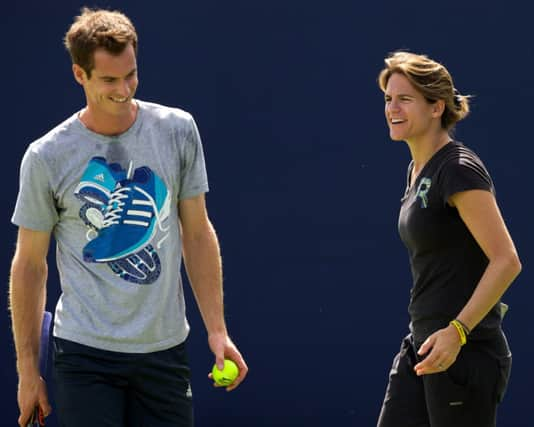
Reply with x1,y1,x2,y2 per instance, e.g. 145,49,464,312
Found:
53,337,193,427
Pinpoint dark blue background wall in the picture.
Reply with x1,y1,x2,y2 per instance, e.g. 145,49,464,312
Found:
3,1,532,426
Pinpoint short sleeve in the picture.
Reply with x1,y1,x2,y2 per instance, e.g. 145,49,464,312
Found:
439,150,494,204
11,147,58,231
178,115,209,200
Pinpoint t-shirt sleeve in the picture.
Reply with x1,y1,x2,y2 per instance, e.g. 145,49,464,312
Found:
11,147,58,231
178,115,209,200
439,151,494,204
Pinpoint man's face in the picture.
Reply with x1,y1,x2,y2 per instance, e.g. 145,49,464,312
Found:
75,43,138,118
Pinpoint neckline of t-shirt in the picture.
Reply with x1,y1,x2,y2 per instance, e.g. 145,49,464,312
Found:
72,99,144,143
408,140,459,190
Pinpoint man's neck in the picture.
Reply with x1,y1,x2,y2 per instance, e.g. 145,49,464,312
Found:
79,101,138,136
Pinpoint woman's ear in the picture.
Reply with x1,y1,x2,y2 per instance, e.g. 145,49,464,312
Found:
431,99,445,118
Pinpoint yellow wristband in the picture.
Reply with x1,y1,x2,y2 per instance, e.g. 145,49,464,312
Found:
450,320,467,346
455,318,471,335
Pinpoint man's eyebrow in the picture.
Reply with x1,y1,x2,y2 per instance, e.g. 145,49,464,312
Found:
98,68,137,80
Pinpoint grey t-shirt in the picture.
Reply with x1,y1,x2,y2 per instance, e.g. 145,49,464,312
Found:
12,100,209,353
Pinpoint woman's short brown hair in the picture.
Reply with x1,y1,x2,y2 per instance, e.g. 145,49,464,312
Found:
64,8,138,78
378,51,470,131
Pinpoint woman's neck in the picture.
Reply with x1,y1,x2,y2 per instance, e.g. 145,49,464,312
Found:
407,131,451,184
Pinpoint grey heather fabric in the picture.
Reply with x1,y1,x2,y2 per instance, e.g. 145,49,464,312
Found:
12,100,209,353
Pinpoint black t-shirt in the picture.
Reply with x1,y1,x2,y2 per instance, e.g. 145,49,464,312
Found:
398,141,502,343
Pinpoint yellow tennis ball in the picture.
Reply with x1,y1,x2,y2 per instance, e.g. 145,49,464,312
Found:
212,359,239,386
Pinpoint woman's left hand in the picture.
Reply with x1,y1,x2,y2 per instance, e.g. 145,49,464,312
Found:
413,325,462,375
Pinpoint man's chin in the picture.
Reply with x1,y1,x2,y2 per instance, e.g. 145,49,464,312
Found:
107,101,135,114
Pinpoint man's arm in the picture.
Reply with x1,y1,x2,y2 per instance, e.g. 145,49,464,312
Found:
179,194,248,391
9,227,53,426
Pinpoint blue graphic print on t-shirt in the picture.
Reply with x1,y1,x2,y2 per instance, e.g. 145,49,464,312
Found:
74,156,170,284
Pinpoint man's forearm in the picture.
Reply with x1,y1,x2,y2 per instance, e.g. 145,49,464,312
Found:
9,261,48,376
182,221,227,336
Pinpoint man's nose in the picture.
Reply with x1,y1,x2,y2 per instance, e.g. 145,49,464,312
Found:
117,80,131,97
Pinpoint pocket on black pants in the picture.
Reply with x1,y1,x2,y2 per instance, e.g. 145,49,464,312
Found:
495,354,512,403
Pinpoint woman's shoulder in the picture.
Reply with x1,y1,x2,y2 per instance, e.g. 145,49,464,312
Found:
437,141,493,190
439,141,487,170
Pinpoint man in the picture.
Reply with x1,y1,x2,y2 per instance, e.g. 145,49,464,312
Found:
10,8,247,427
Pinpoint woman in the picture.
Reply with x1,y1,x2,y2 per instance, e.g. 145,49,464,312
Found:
376,51,521,427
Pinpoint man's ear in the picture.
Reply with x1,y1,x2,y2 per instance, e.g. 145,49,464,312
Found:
431,99,445,118
72,64,87,85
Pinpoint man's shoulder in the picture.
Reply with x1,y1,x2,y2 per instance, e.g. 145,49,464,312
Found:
137,99,193,123
29,112,81,154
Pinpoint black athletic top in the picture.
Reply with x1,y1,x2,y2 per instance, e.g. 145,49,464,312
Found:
398,141,503,344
